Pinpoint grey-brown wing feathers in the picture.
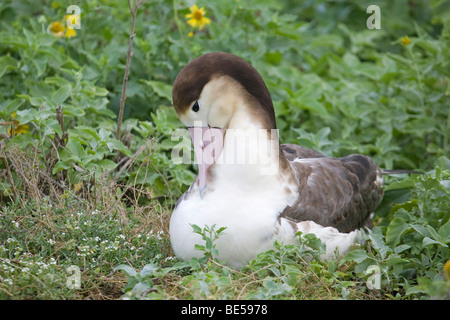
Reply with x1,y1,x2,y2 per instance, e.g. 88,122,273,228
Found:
281,143,327,161
280,150,383,233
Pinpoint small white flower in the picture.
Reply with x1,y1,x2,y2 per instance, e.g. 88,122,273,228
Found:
164,256,176,262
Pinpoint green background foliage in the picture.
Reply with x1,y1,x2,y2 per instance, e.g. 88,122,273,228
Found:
0,0,449,300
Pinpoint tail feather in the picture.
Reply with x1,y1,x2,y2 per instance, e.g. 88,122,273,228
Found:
381,169,424,175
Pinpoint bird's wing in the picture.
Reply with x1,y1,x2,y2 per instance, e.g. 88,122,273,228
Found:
280,151,383,233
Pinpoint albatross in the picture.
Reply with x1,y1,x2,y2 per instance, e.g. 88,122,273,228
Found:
169,52,384,269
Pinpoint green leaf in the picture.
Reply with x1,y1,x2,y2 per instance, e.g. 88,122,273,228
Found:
52,161,71,174
394,244,411,254
0,54,17,78
105,138,132,157
65,138,86,162
386,217,409,247
33,53,47,77
52,84,72,106
385,256,409,266
44,119,63,137
403,118,435,135
141,80,172,101
384,177,417,191
131,282,152,295
114,264,137,277
438,220,450,243
0,99,24,118
190,224,203,234
300,98,329,117
93,159,117,171
343,249,370,264
15,108,37,124
63,105,85,117
140,263,159,277
16,94,45,107
422,237,439,248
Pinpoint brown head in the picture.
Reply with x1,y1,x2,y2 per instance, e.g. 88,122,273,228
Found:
172,52,276,130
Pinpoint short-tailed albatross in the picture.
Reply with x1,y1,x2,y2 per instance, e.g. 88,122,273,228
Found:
169,52,384,269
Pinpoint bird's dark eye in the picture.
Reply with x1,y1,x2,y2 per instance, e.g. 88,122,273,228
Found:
192,101,199,112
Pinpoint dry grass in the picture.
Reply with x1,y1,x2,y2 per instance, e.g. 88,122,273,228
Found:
0,139,178,300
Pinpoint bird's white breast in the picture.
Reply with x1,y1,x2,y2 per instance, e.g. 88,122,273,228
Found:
170,161,294,269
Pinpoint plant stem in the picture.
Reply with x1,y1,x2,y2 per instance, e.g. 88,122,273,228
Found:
116,0,143,140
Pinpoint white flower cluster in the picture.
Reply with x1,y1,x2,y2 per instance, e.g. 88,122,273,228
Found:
0,254,58,288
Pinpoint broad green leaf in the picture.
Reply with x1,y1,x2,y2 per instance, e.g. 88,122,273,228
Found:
33,53,47,77
141,80,172,101
52,84,72,106
105,138,132,157
368,231,392,259
343,249,370,264
386,217,409,247
0,32,27,49
384,176,417,191
16,94,45,107
15,108,37,124
438,220,450,243
131,282,152,295
140,263,159,277
52,161,71,174
63,105,85,116
114,264,137,277
81,81,109,96
0,54,17,78
422,237,447,248
92,159,117,171
0,99,24,118
73,126,101,141
65,138,86,162
394,244,411,254
385,256,409,266
43,119,63,137
300,98,329,117
403,118,435,135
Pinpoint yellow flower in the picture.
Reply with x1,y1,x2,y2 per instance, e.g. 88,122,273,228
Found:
49,21,65,38
64,14,79,38
188,31,194,37
65,14,80,29
8,112,29,137
444,260,450,281
72,181,83,193
65,28,77,38
401,36,411,45
49,14,79,39
186,4,211,30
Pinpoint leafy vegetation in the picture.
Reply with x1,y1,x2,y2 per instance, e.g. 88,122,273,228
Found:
0,0,449,299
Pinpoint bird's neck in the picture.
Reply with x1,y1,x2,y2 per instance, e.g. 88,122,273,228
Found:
211,104,284,189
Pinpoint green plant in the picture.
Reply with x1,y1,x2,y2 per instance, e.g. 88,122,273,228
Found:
343,160,450,299
191,224,227,264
